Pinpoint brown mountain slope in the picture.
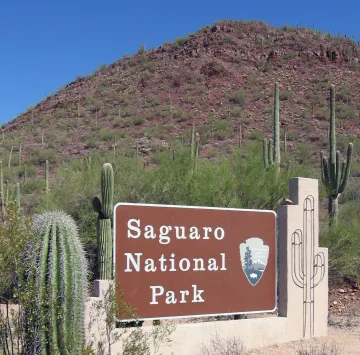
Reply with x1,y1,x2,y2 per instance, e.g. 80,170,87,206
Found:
3,20,360,167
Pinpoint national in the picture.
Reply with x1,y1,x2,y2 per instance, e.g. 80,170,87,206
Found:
123,252,227,272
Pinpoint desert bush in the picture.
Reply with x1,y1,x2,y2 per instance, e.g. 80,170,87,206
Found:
198,333,246,355
297,342,340,355
279,90,293,101
229,90,246,106
86,281,176,355
0,203,31,297
337,103,356,119
213,119,233,140
320,201,360,278
30,148,58,164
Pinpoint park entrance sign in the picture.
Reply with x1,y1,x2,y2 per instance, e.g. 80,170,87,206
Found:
114,203,277,321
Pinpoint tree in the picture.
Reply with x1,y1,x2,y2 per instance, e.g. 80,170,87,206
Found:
244,246,253,271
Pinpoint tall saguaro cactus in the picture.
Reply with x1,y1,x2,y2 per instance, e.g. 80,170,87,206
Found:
92,163,114,279
190,123,195,160
263,82,281,169
28,211,88,354
320,84,353,225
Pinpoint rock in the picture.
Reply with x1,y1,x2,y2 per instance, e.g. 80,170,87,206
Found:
337,288,346,293
281,198,294,206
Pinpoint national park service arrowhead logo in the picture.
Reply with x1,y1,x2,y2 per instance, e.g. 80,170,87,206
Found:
240,237,269,286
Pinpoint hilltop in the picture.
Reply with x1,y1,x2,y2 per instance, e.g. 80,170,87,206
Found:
2,20,360,169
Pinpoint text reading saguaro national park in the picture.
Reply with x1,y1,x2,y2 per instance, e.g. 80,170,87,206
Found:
114,203,277,320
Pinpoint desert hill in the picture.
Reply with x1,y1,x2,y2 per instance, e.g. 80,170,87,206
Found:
3,20,360,169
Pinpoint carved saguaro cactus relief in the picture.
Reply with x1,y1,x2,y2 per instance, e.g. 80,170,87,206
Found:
291,195,326,337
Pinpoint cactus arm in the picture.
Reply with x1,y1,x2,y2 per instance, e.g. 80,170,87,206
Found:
291,229,305,288
339,143,353,193
313,252,326,287
335,150,341,192
321,154,330,186
268,139,274,166
263,138,269,168
91,196,102,214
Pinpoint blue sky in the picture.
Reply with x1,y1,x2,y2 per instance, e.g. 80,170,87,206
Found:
1,0,359,125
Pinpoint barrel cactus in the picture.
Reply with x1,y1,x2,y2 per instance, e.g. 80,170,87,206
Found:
92,163,114,279
28,211,88,354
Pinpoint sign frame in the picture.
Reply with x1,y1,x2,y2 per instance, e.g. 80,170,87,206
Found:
113,202,278,322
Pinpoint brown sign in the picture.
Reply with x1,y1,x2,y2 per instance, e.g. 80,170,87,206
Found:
114,203,277,321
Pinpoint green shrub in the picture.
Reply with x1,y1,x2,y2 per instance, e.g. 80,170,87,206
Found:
337,103,356,119
229,90,246,105
279,90,293,101
30,148,58,164
213,119,233,140
321,201,360,278
133,117,144,126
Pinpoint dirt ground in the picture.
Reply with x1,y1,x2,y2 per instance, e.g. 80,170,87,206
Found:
249,325,360,354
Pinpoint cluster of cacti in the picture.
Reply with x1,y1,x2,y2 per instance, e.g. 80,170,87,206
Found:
320,84,353,225
263,82,281,169
92,163,114,279
27,211,88,354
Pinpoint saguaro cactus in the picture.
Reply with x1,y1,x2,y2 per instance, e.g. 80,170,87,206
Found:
92,163,114,279
15,183,20,212
45,160,49,192
263,82,281,169
28,211,88,354
190,123,195,160
320,84,353,225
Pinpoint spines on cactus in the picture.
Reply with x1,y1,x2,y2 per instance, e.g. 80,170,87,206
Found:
92,163,114,279
28,211,88,354
320,84,353,225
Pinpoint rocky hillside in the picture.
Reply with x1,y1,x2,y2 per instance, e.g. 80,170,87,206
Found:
3,20,360,168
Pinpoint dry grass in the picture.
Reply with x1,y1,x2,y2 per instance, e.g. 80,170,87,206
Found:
198,333,341,355
198,333,246,355
296,342,340,355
